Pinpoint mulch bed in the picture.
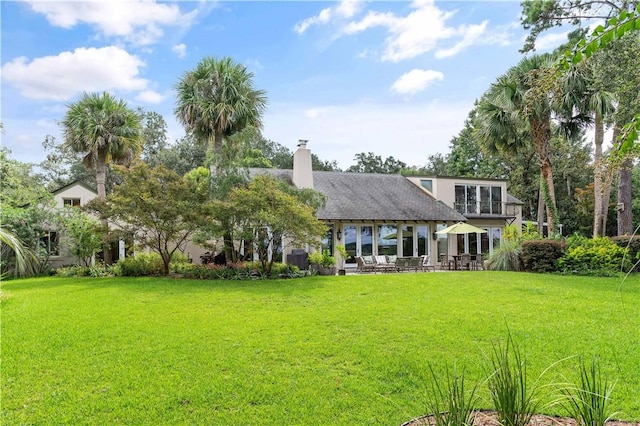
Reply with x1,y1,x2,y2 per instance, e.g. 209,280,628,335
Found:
402,411,640,426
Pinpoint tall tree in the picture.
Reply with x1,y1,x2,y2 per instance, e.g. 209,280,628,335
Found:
61,92,142,263
174,56,268,170
476,54,563,234
174,57,268,262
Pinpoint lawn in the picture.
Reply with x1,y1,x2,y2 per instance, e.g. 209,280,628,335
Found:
2,272,639,425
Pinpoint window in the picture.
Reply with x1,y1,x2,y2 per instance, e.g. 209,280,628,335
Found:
455,185,477,214
420,179,433,192
456,184,502,215
40,230,59,256
377,225,397,256
63,198,81,207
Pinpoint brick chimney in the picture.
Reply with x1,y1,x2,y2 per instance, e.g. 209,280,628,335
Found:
292,139,314,189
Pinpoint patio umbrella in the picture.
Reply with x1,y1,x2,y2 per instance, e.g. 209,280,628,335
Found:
435,222,487,235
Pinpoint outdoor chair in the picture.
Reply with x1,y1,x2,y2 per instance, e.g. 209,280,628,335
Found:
408,257,422,272
421,255,435,272
439,254,454,270
395,257,410,272
460,253,472,270
373,255,396,272
355,256,376,273
470,254,483,270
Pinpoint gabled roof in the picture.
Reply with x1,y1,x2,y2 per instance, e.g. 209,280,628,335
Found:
51,180,97,196
250,169,467,222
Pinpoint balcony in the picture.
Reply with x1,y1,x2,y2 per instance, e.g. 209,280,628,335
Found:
454,201,505,216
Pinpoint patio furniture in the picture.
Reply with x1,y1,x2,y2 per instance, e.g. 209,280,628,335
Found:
470,254,483,270
395,257,410,272
459,253,472,270
355,256,377,273
408,256,422,272
421,255,435,272
374,255,397,272
439,254,454,270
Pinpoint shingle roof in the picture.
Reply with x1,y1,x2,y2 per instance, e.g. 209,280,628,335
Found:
250,169,466,222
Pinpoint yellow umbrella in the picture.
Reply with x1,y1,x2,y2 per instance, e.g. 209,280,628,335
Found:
435,222,487,235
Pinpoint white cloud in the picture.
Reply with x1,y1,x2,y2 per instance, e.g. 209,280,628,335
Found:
172,43,187,58
2,46,148,100
534,31,571,52
25,0,197,46
338,0,494,62
263,100,472,169
435,21,488,58
294,0,363,34
390,69,444,96
305,108,327,118
136,90,165,104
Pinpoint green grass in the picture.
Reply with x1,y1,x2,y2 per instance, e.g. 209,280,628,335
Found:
2,272,639,425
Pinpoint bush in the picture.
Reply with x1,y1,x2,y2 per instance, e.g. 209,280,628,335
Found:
116,252,165,276
610,235,640,272
485,240,522,271
520,240,563,273
308,250,335,268
558,236,631,276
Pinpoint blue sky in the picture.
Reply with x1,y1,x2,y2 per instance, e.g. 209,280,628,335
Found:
1,0,572,169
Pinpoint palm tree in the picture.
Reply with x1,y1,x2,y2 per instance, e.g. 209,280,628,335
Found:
476,54,564,235
174,56,267,169
174,57,267,263
61,92,142,263
1,227,38,278
559,62,615,237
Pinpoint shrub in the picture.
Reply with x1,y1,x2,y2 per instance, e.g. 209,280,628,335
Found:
520,240,563,273
485,240,521,271
55,265,89,277
116,252,165,276
308,250,335,268
610,235,640,272
558,237,631,276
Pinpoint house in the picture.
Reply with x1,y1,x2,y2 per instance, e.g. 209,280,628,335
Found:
253,141,523,269
48,142,522,270
47,181,210,267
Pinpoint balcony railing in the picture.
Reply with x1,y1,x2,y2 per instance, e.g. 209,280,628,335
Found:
454,201,507,216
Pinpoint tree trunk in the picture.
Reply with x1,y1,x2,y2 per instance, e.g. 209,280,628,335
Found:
592,112,605,237
96,154,112,265
531,117,557,236
601,167,614,236
537,177,545,236
618,157,633,236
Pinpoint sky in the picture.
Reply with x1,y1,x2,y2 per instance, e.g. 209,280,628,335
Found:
1,0,572,170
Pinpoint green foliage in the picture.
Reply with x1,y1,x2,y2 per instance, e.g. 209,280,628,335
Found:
485,240,522,271
560,357,616,426
91,163,212,275
222,175,327,274
426,364,478,426
487,332,541,426
346,152,407,174
610,235,640,271
558,236,631,275
62,209,104,267
308,250,336,268
0,227,39,278
116,252,165,277
520,240,563,273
